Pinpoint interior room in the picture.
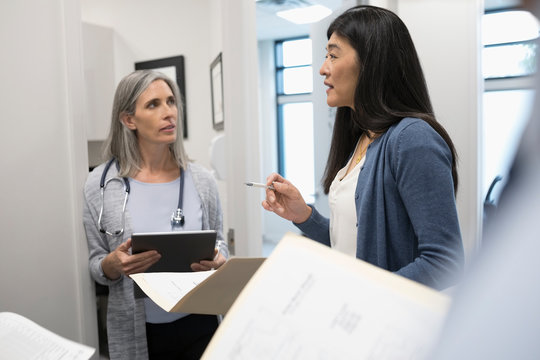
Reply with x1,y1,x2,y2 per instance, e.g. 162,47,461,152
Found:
0,0,537,358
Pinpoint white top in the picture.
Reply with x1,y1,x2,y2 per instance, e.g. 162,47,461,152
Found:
328,143,365,257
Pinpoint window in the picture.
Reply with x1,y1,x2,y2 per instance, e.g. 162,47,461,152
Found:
275,37,315,203
482,9,539,202
483,10,538,79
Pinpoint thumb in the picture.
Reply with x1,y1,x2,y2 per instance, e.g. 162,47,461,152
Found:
118,238,131,252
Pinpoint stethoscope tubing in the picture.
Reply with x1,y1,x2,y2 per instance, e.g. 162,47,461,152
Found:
98,158,185,237
98,159,130,236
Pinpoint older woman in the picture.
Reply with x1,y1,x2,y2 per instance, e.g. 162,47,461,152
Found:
83,70,227,359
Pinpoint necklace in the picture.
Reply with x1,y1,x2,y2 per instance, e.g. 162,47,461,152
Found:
355,147,368,164
355,134,373,164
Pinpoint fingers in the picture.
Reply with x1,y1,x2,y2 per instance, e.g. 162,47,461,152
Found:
266,172,285,185
191,262,211,271
262,199,278,213
265,184,290,210
121,249,161,276
123,255,160,275
191,261,215,271
191,253,226,272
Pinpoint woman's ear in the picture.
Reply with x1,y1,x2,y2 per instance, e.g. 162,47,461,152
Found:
120,112,137,130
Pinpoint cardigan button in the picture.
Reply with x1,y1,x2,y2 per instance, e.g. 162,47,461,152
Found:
355,193,359,199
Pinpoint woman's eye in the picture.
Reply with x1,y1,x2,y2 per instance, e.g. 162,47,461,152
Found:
147,100,159,109
167,97,176,106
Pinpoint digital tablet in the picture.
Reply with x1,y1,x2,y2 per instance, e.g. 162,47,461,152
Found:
131,230,217,273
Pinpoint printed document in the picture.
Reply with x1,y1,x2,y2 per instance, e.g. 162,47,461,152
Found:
131,270,215,312
202,233,450,360
0,312,95,359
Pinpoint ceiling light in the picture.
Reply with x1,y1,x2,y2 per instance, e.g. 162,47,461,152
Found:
276,4,332,25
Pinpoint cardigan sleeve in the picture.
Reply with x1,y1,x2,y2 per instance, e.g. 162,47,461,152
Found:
82,166,124,286
294,205,331,247
392,121,464,289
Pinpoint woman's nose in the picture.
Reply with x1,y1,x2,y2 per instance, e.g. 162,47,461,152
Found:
319,60,328,76
164,103,177,118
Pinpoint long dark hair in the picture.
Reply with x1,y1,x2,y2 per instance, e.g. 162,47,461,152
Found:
322,5,458,194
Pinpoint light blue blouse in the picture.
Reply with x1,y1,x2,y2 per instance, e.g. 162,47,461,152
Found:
128,168,202,323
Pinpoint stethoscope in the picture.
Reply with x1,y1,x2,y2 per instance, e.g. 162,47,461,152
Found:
98,158,185,236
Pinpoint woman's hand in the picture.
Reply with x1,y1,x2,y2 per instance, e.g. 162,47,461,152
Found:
262,173,312,224
191,249,226,272
101,238,161,280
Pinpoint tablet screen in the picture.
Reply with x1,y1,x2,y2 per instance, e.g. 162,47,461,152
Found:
131,230,217,273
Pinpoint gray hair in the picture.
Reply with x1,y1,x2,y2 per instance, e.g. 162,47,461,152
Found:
103,70,189,177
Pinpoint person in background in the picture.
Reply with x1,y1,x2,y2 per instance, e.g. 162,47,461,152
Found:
83,70,228,360
262,5,463,290
431,1,540,357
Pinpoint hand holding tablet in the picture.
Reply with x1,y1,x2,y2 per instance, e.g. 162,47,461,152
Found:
131,230,217,273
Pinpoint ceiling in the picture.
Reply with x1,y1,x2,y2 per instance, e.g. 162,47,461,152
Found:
256,0,343,40
256,0,525,41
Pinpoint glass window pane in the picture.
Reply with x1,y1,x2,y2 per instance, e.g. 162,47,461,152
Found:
282,38,312,67
483,10,539,45
283,66,313,94
483,89,535,199
483,43,537,78
281,102,315,203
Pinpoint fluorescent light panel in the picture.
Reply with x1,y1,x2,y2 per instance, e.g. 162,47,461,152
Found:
276,4,332,25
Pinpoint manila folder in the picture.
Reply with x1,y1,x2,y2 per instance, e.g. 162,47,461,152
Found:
130,257,265,315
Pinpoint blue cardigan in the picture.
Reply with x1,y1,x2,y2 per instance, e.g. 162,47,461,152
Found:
296,118,464,290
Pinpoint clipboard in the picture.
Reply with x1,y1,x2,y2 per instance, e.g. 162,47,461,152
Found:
131,230,217,298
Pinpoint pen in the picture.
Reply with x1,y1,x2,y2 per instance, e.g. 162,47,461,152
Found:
244,182,275,190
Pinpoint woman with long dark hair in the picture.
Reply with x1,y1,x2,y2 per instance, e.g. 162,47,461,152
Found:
263,5,463,290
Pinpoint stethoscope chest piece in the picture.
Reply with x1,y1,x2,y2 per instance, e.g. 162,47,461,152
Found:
171,208,185,228
99,158,186,234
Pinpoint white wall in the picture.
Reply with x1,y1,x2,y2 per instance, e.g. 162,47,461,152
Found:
0,0,98,354
82,23,115,142
221,0,263,256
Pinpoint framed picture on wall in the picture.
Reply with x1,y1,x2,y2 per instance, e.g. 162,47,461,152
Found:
210,53,224,130
135,55,188,138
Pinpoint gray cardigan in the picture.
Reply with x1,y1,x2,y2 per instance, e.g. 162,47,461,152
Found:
296,118,464,290
83,161,226,360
